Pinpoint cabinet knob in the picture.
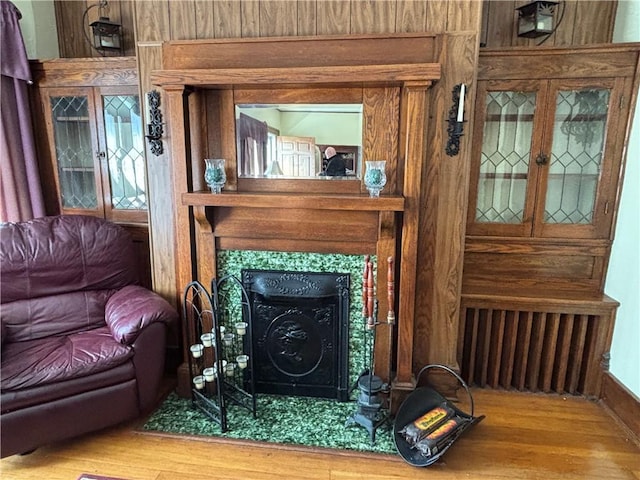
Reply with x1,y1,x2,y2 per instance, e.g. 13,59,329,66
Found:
96,151,106,159
535,153,548,166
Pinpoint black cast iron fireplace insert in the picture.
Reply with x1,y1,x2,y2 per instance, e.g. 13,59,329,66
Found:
241,269,350,401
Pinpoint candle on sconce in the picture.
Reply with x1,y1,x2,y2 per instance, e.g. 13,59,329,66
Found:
235,322,248,336
203,367,216,382
223,333,235,347
217,359,228,376
193,375,205,390
200,333,214,347
237,354,249,369
225,362,236,377
190,343,204,358
457,84,466,122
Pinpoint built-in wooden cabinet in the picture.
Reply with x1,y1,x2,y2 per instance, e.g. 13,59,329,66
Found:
30,58,152,288
464,45,640,299
459,44,640,397
36,78,147,223
468,77,628,241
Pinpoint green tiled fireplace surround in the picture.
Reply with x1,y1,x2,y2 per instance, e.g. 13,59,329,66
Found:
217,250,372,390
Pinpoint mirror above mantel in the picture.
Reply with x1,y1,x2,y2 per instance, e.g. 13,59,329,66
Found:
236,103,363,180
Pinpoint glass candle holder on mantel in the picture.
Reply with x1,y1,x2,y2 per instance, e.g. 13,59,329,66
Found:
364,160,387,197
204,158,227,194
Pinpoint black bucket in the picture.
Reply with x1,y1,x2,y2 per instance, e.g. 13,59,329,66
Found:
393,364,484,467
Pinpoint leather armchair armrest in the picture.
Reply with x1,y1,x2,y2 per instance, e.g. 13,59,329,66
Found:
105,285,178,344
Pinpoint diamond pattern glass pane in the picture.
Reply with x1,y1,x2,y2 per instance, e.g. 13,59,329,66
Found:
545,89,609,224
103,95,147,210
50,96,97,209
476,91,536,223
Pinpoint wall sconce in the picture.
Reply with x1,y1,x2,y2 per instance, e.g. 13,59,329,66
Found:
446,83,466,157
516,1,559,38
145,90,164,156
89,16,122,52
82,0,123,55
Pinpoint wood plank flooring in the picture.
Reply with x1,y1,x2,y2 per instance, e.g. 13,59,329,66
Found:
2,389,638,480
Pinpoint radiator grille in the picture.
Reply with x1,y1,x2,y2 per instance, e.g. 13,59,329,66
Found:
459,306,609,396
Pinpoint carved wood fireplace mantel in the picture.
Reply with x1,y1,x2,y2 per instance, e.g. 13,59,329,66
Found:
151,34,442,404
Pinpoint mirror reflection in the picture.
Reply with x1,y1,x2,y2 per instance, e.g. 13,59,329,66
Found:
235,104,363,179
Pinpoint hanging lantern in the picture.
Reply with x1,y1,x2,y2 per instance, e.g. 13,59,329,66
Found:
90,17,122,51
516,1,559,38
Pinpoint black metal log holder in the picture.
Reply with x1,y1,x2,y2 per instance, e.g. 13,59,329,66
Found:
183,276,257,433
393,364,485,467
345,256,395,444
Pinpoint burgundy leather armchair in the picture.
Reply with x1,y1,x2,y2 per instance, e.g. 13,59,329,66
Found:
0,215,178,458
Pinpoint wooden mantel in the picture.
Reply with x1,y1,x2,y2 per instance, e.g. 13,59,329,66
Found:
152,34,443,405
182,191,405,211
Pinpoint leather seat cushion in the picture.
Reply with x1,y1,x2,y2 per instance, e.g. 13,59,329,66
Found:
0,326,133,392
0,361,136,412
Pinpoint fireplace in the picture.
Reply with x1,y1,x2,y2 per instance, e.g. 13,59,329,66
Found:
242,269,351,401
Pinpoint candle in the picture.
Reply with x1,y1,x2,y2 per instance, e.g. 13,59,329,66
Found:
190,344,204,358
237,354,249,369
217,359,228,376
235,322,248,336
203,367,216,382
193,375,205,390
223,333,235,347
457,84,466,122
200,333,214,347
225,362,236,377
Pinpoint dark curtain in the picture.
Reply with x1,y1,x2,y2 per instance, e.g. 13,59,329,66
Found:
0,0,45,222
237,112,268,177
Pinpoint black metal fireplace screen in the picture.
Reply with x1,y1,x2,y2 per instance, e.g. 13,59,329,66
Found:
242,269,350,401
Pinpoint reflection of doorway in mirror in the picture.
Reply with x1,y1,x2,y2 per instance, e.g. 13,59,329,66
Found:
277,136,317,177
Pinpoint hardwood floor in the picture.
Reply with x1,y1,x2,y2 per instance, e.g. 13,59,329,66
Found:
2,389,638,480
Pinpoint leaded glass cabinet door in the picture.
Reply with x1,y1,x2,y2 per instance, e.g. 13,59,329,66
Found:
95,86,147,224
44,88,103,215
533,78,625,239
467,80,547,236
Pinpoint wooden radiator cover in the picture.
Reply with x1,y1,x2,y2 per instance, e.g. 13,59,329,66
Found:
458,295,618,398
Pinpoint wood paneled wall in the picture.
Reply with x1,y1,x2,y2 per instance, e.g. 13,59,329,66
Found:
55,0,618,56
132,1,479,41
54,0,136,57
481,0,617,48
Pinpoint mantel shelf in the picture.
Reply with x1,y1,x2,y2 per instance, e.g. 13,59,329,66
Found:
182,191,405,211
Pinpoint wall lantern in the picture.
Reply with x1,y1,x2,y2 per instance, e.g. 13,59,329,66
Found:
516,1,559,38
89,17,122,52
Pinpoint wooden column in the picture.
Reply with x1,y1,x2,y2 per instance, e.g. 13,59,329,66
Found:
393,81,431,398
163,84,194,396
164,85,193,302
414,32,479,396
373,211,397,383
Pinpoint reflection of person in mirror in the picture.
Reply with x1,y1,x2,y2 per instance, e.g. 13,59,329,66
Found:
322,146,347,176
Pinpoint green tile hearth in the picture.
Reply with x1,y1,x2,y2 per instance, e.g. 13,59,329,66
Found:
143,392,397,455
145,250,397,455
